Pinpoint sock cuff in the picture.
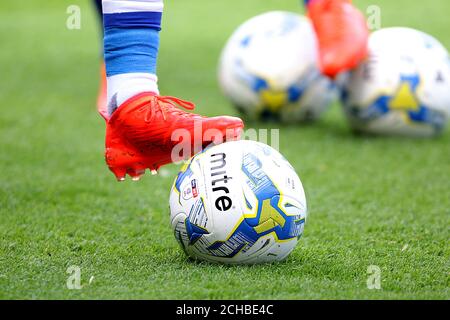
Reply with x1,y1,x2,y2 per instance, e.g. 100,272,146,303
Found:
103,0,163,30
103,11,162,30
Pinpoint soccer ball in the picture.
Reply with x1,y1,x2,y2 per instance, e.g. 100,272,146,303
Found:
169,140,307,264
218,11,337,122
341,27,450,137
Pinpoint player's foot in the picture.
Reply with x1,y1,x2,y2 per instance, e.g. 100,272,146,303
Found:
104,92,244,181
307,0,369,78
97,62,108,120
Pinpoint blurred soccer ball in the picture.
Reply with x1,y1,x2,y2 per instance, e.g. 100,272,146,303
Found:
218,11,336,122
169,140,307,264
342,27,450,137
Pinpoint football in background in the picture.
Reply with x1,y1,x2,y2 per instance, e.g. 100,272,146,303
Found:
218,11,337,122
341,27,450,137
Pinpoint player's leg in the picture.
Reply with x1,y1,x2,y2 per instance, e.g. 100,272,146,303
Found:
304,0,369,78
101,0,243,181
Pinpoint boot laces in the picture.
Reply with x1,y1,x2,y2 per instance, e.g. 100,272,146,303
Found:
143,96,196,123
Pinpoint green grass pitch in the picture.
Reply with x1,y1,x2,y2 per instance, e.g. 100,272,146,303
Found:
0,0,449,299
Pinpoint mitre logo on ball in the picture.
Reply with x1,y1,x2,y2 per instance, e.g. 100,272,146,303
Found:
210,153,233,212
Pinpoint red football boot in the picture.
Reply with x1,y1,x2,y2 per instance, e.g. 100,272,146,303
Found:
307,0,369,78
104,92,244,181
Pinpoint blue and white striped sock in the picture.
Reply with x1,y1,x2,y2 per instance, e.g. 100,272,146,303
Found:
102,0,163,115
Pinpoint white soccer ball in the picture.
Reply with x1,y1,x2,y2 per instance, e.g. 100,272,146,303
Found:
169,140,307,264
218,11,337,122
341,27,450,137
